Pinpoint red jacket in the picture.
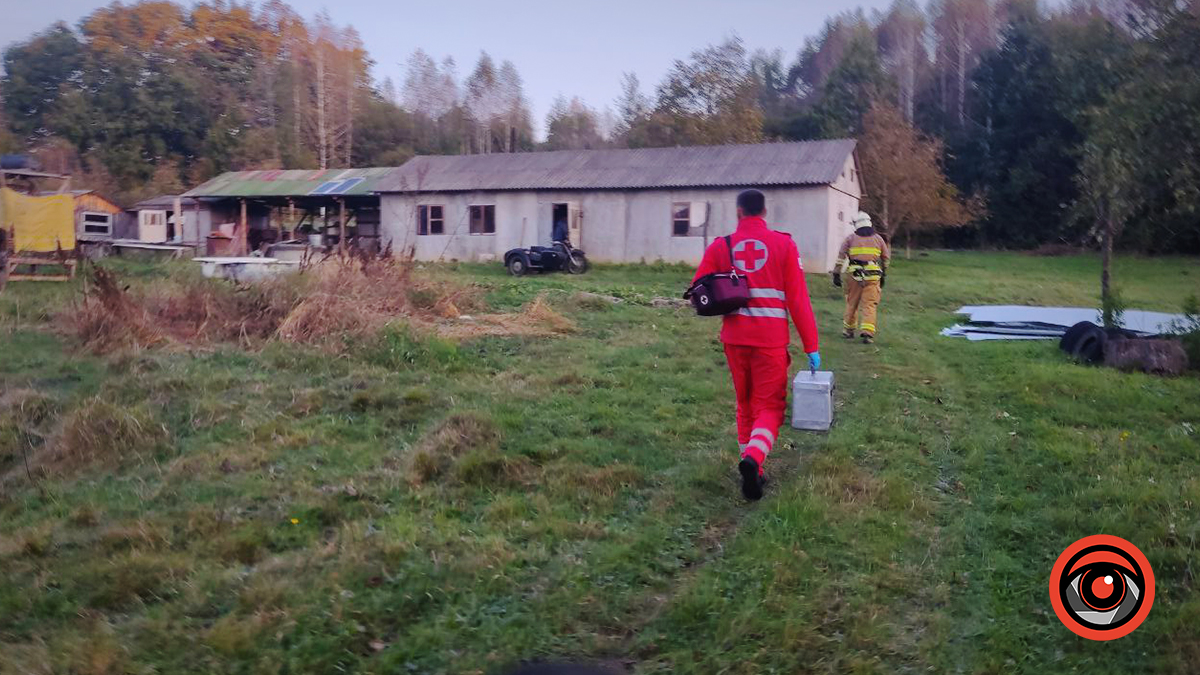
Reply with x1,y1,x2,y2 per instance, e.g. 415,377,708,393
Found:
691,216,820,352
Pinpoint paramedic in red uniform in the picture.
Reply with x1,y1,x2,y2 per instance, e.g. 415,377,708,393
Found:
691,190,821,500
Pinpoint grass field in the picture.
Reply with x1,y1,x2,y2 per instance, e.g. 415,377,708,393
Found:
1,251,1198,674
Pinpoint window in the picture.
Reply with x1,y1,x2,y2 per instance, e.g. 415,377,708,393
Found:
469,205,495,235
82,211,113,237
672,202,690,237
418,205,444,235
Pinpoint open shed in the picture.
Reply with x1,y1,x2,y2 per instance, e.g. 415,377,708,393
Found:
183,168,396,256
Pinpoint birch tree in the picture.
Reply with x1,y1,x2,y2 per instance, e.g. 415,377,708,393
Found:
930,0,996,128
875,0,928,122
859,101,973,256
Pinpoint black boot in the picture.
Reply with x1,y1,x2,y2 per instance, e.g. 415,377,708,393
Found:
738,456,765,501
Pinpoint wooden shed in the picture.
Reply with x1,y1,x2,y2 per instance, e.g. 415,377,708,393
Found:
65,191,126,242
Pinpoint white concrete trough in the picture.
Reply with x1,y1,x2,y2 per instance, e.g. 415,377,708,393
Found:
791,370,835,431
194,257,301,282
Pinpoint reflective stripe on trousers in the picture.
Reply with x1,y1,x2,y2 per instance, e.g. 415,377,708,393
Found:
843,279,882,335
724,344,789,472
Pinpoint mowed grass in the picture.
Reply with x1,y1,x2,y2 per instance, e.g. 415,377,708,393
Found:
0,251,1198,674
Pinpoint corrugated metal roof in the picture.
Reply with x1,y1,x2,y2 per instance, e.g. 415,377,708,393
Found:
183,167,397,198
131,195,202,210
377,140,856,193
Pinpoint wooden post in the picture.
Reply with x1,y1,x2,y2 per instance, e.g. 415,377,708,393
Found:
239,198,248,256
173,196,183,243
338,198,346,255
288,199,296,241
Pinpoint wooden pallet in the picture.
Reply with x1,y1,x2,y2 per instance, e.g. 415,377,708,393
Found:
5,256,77,282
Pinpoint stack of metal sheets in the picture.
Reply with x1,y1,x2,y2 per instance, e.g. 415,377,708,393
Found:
940,305,1186,341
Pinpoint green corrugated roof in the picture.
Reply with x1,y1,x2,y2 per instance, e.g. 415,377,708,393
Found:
183,167,397,198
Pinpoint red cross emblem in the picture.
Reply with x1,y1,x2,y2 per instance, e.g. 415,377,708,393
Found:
733,238,769,273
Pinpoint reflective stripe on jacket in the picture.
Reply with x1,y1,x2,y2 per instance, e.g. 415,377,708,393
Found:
835,228,891,281
691,216,819,351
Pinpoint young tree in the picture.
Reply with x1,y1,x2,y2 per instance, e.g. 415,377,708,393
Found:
1,24,85,141
464,52,503,153
401,49,441,114
545,96,604,150
810,31,893,137
1076,138,1134,326
750,48,796,114
790,10,874,95
496,60,534,152
647,37,763,146
612,72,650,147
858,101,975,256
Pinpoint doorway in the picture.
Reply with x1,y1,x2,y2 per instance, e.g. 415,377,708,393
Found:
552,203,568,243
551,202,581,247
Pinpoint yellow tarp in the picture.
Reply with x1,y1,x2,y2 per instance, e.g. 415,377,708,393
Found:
1,187,76,253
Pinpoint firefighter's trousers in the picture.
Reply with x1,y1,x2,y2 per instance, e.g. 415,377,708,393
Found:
724,344,790,473
843,279,882,336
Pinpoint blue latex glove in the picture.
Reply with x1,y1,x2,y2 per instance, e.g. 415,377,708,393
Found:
807,351,821,372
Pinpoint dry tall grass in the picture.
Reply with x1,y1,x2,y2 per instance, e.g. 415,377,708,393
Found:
66,254,494,353
67,254,576,355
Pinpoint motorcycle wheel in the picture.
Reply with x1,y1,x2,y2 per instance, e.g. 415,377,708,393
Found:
566,253,588,275
507,257,528,276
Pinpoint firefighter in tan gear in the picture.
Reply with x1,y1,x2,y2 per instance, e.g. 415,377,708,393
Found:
833,211,891,344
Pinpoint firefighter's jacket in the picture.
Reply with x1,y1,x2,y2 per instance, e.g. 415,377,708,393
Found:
691,216,820,352
834,226,891,282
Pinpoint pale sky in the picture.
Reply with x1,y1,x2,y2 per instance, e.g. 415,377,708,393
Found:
3,0,896,138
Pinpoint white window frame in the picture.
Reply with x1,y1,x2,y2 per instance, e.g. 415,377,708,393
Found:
671,202,691,237
672,201,708,237
81,211,114,237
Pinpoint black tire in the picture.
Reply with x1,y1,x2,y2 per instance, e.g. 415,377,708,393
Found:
1071,324,1108,364
566,253,588,275
507,255,528,276
1060,320,1097,354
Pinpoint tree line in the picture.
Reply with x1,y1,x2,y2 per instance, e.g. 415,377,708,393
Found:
1,0,1198,255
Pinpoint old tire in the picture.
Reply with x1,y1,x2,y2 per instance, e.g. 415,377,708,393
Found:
507,256,528,276
1071,324,1108,364
1059,321,1097,355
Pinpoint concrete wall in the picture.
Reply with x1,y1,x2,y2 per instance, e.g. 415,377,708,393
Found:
380,183,850,272
825,153,864,271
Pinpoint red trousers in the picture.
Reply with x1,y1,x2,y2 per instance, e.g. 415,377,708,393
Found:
724,344,790,473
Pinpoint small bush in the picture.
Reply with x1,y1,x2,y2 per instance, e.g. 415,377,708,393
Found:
51,398,168,470
20,527,53,557
0,389,58,473
1164,294,1200,371
1100,286,1127,329
372,327,469,370
350,387,401,412
549,462,643,504
407,413,502,483
84,551,189,609
455,450,534,486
